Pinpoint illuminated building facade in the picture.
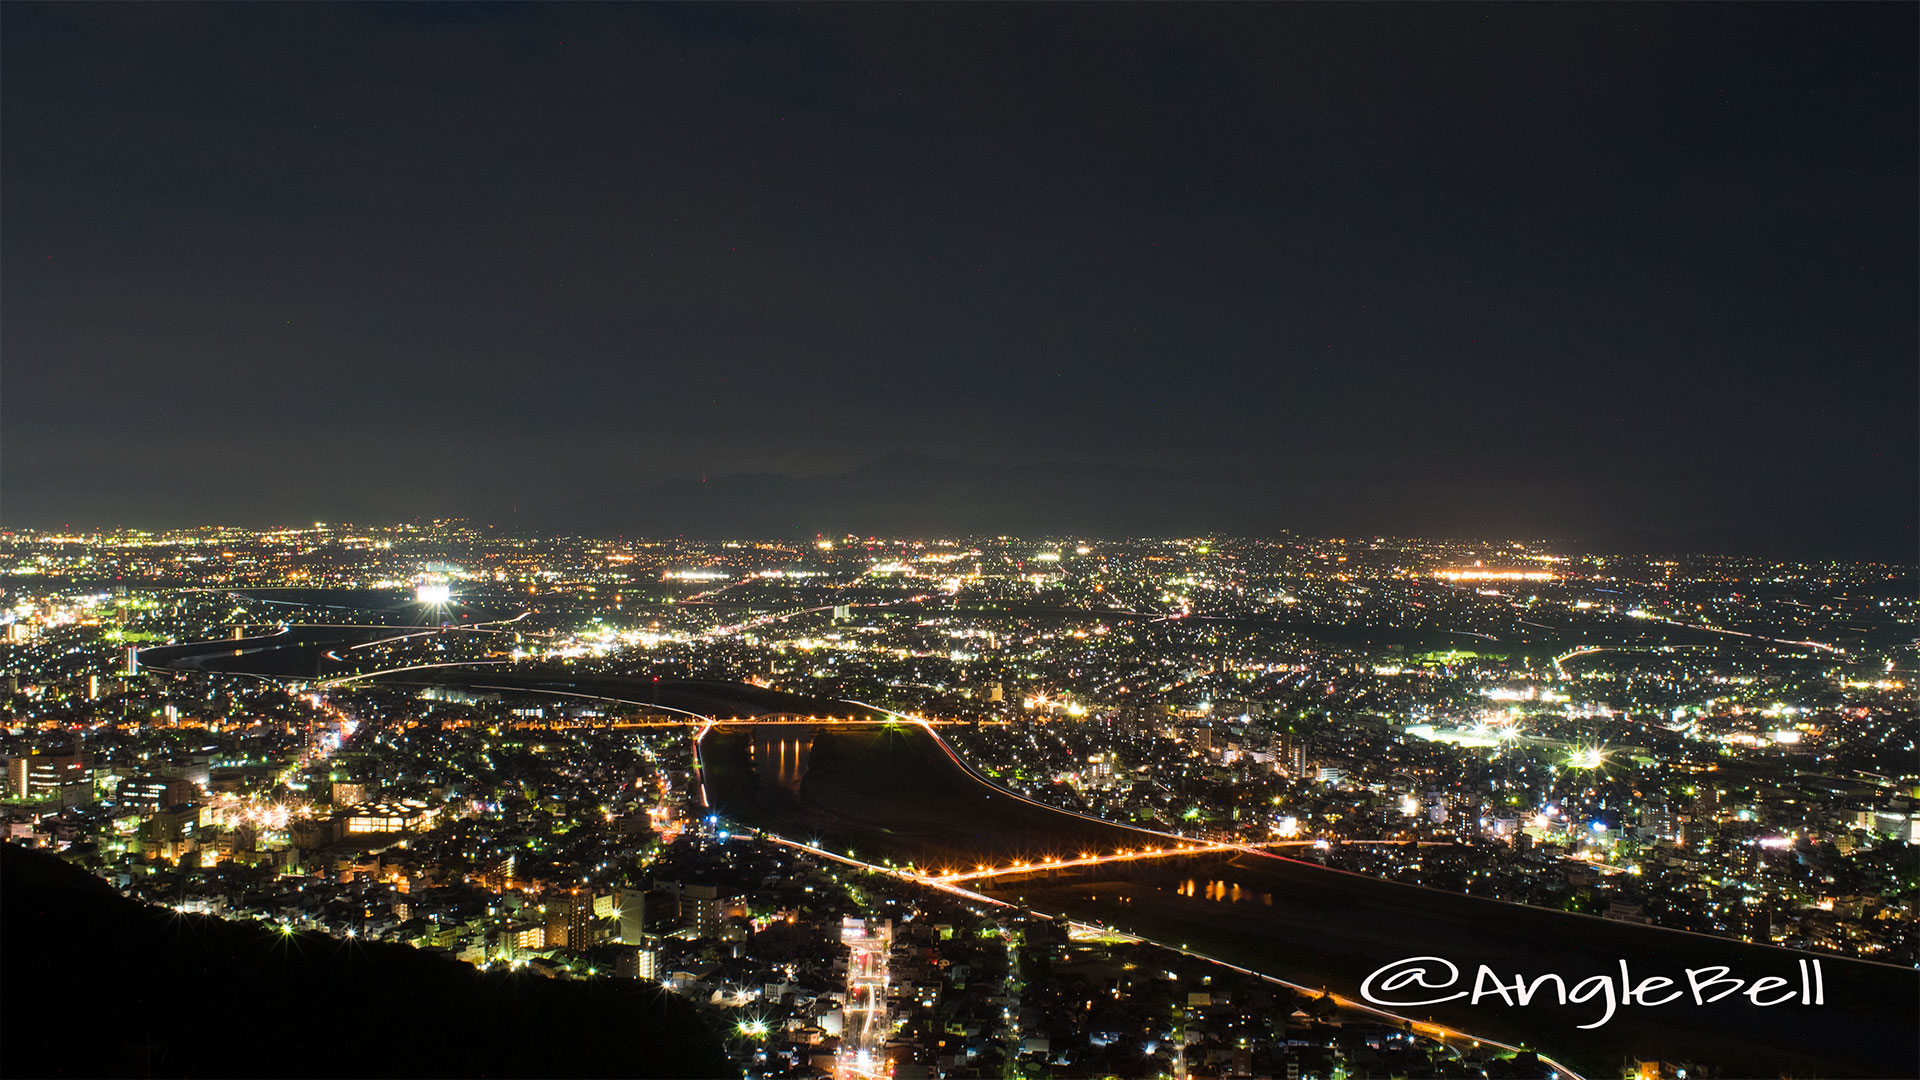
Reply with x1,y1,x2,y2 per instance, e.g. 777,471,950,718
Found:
614,943,659,980
341,801,439,835
116,775,198,813
8,751,90,801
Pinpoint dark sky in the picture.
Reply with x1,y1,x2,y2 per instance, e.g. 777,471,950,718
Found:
4,3,1914,555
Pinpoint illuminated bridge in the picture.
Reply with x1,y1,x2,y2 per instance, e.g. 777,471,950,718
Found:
920,838,1455,885
699,714,1920,1080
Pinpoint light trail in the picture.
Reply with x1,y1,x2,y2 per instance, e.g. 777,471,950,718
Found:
339,628,463,651
740,830,1583,1080
697,604,839,640
1551,645,1615,675
691,717,714,808
754,833,1018,910
928,843,1241,883
824,697,1626,1075
1144,939,1588,1080
319,659,511,689
468,609,535,628
1647,615,1841,654
929,839,1455,885
1552,642,1731,675
452,687,722,807
837,916,893,1080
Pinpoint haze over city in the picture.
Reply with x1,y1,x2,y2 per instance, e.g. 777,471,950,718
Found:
3,3,1914,557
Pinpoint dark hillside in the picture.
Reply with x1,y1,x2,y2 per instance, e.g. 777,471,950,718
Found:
1,844,736,1079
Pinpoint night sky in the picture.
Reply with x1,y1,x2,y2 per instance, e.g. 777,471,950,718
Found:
3,3,1913,556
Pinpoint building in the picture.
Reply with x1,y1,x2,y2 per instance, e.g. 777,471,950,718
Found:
508,922,546,954
1639,797,1680,842
1272,733,1307,777
618,888,648,945
9,751,91,802
340,800,440,835
567,893,597,950
614,942,659,980
142,804,199,859
1084,754,1116,789
539,892,600,951
291,816,343,850
682,883,720,936
116,774,197,814
649,879,724,937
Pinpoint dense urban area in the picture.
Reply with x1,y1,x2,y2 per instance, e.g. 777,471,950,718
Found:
2,522,1914,1080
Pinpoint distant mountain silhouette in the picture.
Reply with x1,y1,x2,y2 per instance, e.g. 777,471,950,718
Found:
534,453,1910,560
1576,522,1918,563
4,453,1904,560
537,451,1269,539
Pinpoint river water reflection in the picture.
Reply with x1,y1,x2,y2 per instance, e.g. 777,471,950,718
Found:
1174,877,1274,905
747,732,814,796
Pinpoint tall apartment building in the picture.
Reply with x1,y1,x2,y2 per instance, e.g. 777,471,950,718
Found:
8,751,91,802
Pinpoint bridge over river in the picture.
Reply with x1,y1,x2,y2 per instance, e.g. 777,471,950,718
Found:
699,719,1918,1080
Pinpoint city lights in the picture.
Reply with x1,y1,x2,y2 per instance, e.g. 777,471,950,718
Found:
0,524,1908,1080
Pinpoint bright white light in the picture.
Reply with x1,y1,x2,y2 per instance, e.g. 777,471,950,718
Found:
1567,745,1607,769
415,583,451,605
